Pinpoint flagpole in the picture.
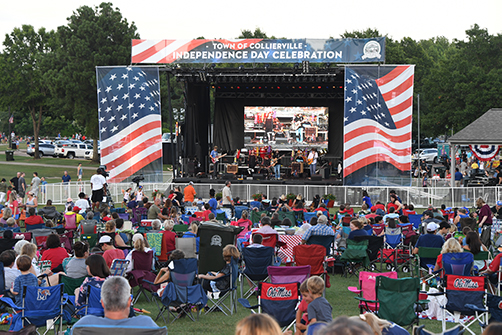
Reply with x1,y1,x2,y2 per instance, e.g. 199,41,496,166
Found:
8,106,11,149
417,94,420,153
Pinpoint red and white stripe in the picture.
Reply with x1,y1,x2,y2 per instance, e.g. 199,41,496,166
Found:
100,114,162,183
343,65,414,177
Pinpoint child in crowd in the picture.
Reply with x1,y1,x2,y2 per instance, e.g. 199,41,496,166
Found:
11,255,38,305
295,279,313,334
307,276,332,324
198,245,240,296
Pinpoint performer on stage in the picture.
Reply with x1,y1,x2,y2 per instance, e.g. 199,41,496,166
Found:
209,146,223,179
272,150,282,180
307,148,319,177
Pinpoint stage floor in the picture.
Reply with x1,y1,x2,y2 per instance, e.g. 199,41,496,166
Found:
173,177,343,186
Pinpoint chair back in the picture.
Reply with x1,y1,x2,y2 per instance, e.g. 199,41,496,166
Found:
59,275,86,295
267,265,311,284
85,285,104,317
170,258,198,287
132,207,148,224
185,207,198,215
359,271,397,311
353,235,384,261
64,214,77,230
259,282,299,328
340,239,369,264
173,224,189,233
342,215,352,225
255,233,279,248
110,259,130,276
375,276,420,327
23,284,64,318
175,237,196,258
250,210,269,224
408,214,423,229
473,251,489,261
384,227,402,248
249,201,262,209
81,234,98,249
442,252,474,276
417,247,442,264
293,244,326,276
306,235,333,256
131,250,153,271
303,212,317,223
234,206,249,219
72,326,166,335
445,274,485,315
242,247,274,281
36,260,51,273
277,211,296,224
80,219,97,235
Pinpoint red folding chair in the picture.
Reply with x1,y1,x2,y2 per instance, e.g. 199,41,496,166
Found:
255,233,286,248
293,244,330,288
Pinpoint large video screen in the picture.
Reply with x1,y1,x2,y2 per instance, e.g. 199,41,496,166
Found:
244,107,328,150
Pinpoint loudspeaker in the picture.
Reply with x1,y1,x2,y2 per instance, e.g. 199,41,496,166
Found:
226,164,238,174
222,173,236,180
322,167,330,179
311,174,322,181
253,173,266,180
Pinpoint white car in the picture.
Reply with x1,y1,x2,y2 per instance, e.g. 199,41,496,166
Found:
56,143,93,159
418,148,438,163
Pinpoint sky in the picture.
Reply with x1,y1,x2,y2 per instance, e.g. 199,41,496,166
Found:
1,0,501,47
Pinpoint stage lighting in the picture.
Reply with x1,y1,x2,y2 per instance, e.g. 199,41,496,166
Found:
302,61,310,73
238,65,244,71
199,72,207,82
264,64,270,71
294,63,300,70
209,64,216,70
324,63,331,69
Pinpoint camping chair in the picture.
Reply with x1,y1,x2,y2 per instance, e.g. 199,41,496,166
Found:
277,211,296,225
132,207,148,225
128,250,156,303
255,233,286,249
110,259,130,277
408,214,423,230
0,284,68,334
63,213,77,231
184,206,198,215
472,250,490,275
267,265,311,284
234,206,249,219
417,247,442,290
348,271,398,314
36,260,52,274
157,258,207,324
293,244,330,289
238,282,300,332
371,223,385,237
303,212,317,223
239,246,275,299
0,324,37,335
306,235,334,256
205,258,239,316
353,235,385,272
80,234,98,249
250,210,269,225
173,224,188,233
358,276,427,329
440,252,474,278
432,274,488,335
340,239,369,278
59,275,86,296
175,237,196,258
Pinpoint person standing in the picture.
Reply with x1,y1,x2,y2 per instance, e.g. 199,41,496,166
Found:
77,163,83,182
90,168,107,211
0,178,7,204
62,171,71,198
272,150,282,180
10,172,20,193
222,181,234,216
17,172,26,204
183,181,196,206
30,172,40,199
307,148,318,177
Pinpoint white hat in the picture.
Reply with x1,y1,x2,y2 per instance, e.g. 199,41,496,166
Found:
98,235,112,244
426,222,439,232
132,233,144,243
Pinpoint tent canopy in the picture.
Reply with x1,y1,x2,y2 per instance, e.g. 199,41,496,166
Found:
448,108,502,145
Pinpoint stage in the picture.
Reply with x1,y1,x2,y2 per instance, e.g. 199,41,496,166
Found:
173,177,343,186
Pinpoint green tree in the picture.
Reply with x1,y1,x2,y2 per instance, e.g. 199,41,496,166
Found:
49,2,139,161
0,25,56,158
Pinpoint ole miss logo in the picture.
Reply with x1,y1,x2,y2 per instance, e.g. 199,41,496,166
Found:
453,278,479,289
266,286,292,298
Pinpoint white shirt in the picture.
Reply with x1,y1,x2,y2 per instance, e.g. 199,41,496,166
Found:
90,174,106,191
74,199,90,214
308,151,318,165
222,186,232,205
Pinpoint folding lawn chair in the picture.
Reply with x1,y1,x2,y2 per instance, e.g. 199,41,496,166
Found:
340,239,369,278
238,282,300,332
110,259,130,277
293,244,330,289
408,214,423,230
353,235,385,272
303,212,317,223
132,207,148,225
239,246,275,299
128,250,156,303
205,258,239,316
0,284,68,334
267,265,311,284
418,247,442,290
59,275,86,296
80,234,98,249
358,276,427,329
431,274,488,335
157,258,207,324
63,213,77,231
71,323,167,335
255,233,286,249
175,237,196,258
348,271,398,314
184,206,198,215
306,235,334,256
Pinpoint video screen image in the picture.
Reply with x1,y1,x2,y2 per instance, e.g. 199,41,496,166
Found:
244,107,328,150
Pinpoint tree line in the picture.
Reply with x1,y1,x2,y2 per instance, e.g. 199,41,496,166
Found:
0,2,500,160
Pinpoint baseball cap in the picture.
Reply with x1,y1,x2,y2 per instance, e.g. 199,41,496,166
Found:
427,222,439,232
318,215,328,224
98,236,112,244
497,201,502,206
132,233,144,243
73,206,81,212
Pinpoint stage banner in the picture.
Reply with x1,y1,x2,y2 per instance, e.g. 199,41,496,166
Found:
96,66,163,183
343,65,414,186
131,38,385,64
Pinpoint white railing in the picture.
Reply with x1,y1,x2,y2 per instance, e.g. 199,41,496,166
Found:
40,181,502,209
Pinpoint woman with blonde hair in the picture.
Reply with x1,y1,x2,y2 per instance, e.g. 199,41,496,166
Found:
182,221,200,253
8,190,20,224
125,234,153,273
351,313,409,335
433,238,464,272
103,220,127,247
235,312,283,335
0,207,12,226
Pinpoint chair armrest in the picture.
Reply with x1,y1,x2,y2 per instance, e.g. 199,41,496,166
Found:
347,286,361,294
354,297,377,303
0,297,22,311
426,292,445,296
238,298,259,309
418,299,430,304
465,303,487,313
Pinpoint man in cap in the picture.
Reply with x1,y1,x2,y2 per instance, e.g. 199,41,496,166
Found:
301,214,334,244
99,235,124,268
491,201,502,219
413,222,444,267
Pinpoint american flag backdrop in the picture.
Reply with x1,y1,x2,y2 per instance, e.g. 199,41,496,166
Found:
96,66,162,183
343,65,414,185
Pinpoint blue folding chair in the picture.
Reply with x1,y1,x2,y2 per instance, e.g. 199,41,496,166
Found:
158,258,207,323
408,214,423,230
0,284,68,333
442,252,474,276
205,258,239,315
234,206,249,219
110,259,130,277
83,285,105,317
303,212,317,223
240,246,275,299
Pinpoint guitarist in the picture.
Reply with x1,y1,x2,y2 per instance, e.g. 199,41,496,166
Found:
271,150,284,180
209,146,225,179
307,148,319,178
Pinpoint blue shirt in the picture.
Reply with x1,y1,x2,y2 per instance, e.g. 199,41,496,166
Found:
13,273,38,305
455,171,463,181
363,196,373,208
302,224,334,241
208,198,218,215
348,229,369,240
415,233,444,267
71,315,164,335
62,175,71,183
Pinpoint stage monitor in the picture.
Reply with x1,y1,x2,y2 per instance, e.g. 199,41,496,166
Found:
244,107,328,150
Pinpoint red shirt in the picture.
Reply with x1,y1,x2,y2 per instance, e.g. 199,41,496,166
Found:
41,247,68,269
159,230,176,262
403,209,416,216
314,207,328,213
387,202,399,213
371,204,385,212
489,253,502,273
25,215,44,226
103,248,125,268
